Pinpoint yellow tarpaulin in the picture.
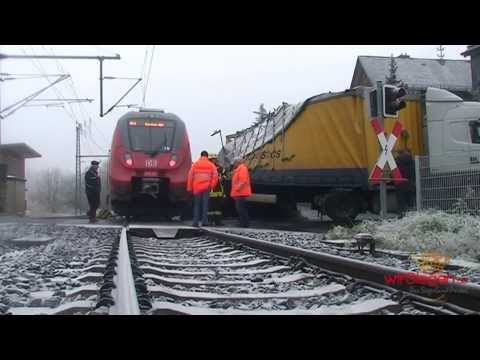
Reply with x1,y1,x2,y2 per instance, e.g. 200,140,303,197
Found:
246,94,425,174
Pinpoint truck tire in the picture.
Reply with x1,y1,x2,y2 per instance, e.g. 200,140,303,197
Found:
325,192,360,225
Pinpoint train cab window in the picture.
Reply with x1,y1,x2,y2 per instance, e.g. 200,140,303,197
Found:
128,120,176,153
469,120,480,144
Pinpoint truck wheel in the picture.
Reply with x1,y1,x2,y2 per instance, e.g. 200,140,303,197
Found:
325,192,360,225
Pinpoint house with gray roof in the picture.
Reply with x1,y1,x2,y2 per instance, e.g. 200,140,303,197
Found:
462,45,480,96
350,55,473,99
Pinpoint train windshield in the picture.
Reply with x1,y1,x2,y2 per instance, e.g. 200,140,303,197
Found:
128,119,176,155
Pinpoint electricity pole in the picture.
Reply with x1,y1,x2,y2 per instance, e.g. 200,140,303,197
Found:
0,53,121,117
0,50,128,216
75,123,82,215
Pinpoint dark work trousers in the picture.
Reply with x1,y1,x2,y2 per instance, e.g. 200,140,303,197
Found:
193,190,210,226
208,197,224,226
234,196,249,227
86,191,100,220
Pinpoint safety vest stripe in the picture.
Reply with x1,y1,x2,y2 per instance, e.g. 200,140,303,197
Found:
193,171,213,182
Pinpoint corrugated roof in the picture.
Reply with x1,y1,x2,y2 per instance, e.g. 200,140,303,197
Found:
357,56,472,91
0,143,41,158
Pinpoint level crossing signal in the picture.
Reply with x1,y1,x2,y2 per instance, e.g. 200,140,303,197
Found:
369,85,407,118
369,119,405,183
383,85,407,117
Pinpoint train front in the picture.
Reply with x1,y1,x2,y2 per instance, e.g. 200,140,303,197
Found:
109,110,192,217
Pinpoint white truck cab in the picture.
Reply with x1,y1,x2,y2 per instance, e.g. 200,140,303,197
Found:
426,87,480,171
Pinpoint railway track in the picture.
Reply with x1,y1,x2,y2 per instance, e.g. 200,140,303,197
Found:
2,223,480,315
219,228,480,282
109,225,480,315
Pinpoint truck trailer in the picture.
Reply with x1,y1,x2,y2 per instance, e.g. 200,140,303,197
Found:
218,86,480,223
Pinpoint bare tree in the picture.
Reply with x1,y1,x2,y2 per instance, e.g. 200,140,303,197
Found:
385,54,399,85
28,167,78,214
44,168,62,212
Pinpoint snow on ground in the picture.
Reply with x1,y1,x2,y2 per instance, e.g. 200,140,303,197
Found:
222,218,480,284
0,224,121,314
326,210,480,262
151,298,399,315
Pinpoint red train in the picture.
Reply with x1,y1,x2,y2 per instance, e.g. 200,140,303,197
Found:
108,109,192,218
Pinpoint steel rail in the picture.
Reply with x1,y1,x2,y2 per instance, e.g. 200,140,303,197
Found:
204,228,480,312
109,228,140,315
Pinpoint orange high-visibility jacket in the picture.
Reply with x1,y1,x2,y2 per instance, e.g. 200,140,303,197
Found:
187,156,219,195
231,163,252,198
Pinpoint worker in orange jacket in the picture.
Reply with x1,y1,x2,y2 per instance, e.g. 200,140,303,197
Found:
230,157,252,228
187,150,219,227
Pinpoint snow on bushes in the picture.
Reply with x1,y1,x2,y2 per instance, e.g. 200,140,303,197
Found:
326,210,480,261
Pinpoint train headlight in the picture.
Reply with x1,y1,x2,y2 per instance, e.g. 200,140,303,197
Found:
124,153,133,167
169,154,178,167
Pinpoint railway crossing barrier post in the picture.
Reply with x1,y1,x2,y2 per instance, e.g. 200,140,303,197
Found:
369,82,409,218
376,81,388,218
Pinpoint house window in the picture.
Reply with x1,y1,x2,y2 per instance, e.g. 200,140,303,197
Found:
469,120,480,144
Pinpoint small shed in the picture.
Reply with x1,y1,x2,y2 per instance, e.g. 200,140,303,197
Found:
0,143,41,215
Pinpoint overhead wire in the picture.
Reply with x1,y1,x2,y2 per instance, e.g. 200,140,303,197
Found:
81,130,96,154
0,74,65,81
44,47,90,121
140,46,149,104
44,46,90,123
142,45,156,107
89,44,143,100
91,45,119,57
28,46,77,121
44,46,107,153
24,46,78,125
25,46,105,155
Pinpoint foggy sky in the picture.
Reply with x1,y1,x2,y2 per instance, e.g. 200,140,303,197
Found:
0,45,469,176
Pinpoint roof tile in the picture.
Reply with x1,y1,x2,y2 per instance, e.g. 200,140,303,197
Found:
358,56,471,91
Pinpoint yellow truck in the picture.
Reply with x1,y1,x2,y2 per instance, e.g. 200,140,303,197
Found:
219,86,480,223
